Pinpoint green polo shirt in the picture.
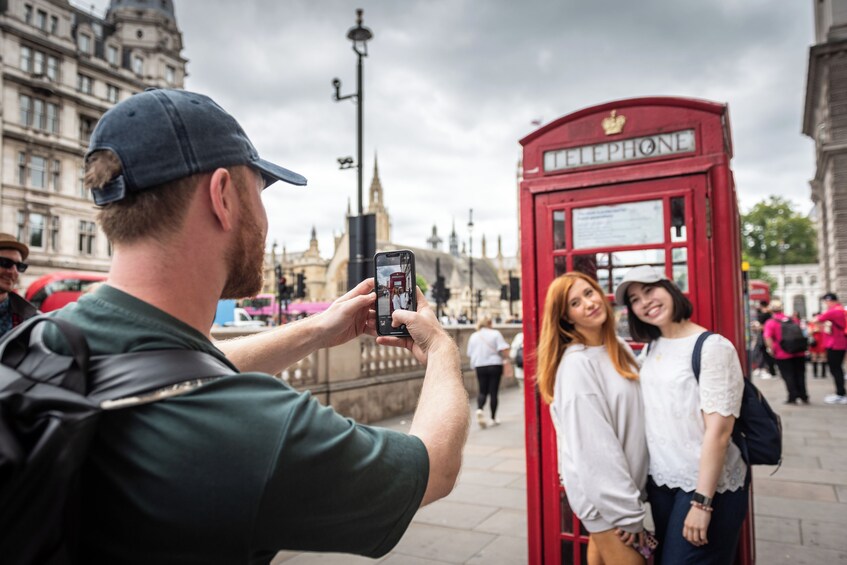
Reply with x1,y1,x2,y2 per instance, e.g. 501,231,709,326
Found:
49,285,429,564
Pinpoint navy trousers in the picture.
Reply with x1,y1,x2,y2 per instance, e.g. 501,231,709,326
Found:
647,477,748,564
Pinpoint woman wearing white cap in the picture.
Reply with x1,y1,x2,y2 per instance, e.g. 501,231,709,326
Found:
537,272,652,564
616,265,747,564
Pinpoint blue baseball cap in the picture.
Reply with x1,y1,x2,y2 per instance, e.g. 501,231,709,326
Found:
85,88,307,205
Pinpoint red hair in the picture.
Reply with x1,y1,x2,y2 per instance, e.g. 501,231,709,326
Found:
536,272,638,403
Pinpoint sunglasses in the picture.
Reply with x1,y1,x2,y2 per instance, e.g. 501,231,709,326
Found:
0,257,28,272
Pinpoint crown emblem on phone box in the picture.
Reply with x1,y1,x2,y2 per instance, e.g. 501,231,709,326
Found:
602,110,626,135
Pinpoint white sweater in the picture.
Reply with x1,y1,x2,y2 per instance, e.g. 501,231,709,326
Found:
550,342,648,533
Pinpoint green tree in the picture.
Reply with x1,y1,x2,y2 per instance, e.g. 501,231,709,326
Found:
741,196,817,265
416,274,428,294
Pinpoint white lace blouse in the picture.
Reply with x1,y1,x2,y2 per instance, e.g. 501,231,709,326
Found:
639,333,747,492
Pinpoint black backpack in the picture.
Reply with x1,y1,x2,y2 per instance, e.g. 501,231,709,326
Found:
778,319,808,354
0,315,236,564
691,332,783,470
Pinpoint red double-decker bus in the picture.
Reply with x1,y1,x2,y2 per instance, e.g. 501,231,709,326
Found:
25,271,108,312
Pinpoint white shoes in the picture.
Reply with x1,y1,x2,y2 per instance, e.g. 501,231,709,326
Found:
476,409,487,429
476,410,502,428
823,394,847,405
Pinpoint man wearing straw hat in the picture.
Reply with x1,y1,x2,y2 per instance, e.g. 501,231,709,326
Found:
0,233,37,336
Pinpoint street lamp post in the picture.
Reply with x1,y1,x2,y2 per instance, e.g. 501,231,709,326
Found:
468,209,474,322
333,9,374,289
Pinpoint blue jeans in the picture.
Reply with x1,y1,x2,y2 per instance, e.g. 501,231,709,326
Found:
647,477,748,564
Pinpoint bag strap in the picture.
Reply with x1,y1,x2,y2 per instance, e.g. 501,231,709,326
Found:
87,349,238,405
691,331,714,383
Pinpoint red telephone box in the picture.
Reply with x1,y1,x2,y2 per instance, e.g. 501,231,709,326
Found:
519,97,754,564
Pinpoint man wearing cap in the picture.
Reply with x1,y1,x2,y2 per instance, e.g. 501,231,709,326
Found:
47,89,468,563
0,233,38,336
817,293,847,404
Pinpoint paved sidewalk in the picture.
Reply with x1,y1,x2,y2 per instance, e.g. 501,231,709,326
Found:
275,372,847,564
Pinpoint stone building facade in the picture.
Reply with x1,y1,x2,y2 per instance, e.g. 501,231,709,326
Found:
804,0,847,298
0,0,186,289
762,263,824,319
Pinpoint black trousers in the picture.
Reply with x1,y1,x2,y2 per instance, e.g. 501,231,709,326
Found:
775,357,808,402
475,365,503,418
826,349,846,396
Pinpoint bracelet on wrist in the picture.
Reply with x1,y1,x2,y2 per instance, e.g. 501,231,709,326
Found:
690,500,713,512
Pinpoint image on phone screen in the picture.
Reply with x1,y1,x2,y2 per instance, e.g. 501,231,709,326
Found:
375,250,415,336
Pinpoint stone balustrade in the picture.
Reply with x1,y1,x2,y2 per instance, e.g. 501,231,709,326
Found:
211,324,523,423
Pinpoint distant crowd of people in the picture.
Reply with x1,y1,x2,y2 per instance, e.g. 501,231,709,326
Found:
751,295,847,405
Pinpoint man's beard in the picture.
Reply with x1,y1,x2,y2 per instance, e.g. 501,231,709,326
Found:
220,206,266,300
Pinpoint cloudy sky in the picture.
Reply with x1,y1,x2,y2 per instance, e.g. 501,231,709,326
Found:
83,0,815,259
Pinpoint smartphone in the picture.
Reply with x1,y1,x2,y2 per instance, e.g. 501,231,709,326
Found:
374,250,416,336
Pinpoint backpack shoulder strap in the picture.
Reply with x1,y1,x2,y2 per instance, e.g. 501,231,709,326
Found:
691,331,715,383
87,349,238,405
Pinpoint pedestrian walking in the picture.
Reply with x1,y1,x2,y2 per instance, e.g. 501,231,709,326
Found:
756,301,777,378
763,300,809,404
0,233,38,337
467,316,510,428
617,265,748,565
817,293,847,404
807,314,828,379
537,272,649,565
42,88,469,563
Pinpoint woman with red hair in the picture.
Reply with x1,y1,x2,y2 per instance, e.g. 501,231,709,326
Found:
537,272,650,565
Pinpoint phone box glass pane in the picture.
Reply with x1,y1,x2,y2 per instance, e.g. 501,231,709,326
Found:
560,489,574,534
554,255,568,277
608,250,666,292
572,200,663,250
672,247,688,292
553,210,566,250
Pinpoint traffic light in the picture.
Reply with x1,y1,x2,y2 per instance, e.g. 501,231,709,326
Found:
509,275,521,301
476,289,483,305
278,276,291,300
500,284,508,301
295,273,306,299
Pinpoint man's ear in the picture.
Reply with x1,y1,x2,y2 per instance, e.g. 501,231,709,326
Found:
208,168,236,232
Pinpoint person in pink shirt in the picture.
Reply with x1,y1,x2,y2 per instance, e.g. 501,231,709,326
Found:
763,300,809,405
816,293,847,404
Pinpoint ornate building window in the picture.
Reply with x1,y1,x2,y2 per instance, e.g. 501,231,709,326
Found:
132,55,144,76
20,94,59,133
18,211,46,249
80,115,96,143
30,156,47,189
78,33,91,54
78,220,96,255
77,73,92,94
35,9,47,31
106,45,119,66
106,84,119,103
20,46,31,71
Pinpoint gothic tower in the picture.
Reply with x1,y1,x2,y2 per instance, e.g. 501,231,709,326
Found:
449,219,460,257
367,154,391,244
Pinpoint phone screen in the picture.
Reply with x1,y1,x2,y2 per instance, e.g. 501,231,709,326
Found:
375,250,416,336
